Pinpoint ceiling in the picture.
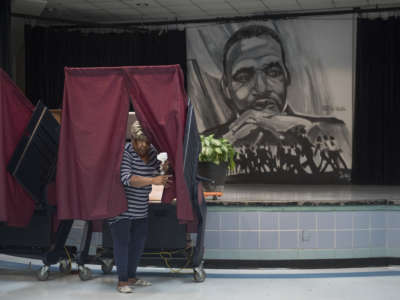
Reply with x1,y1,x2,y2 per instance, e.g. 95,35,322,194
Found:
11,0,400,25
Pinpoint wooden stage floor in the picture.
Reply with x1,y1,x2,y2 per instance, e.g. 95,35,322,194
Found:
213,184,400,205
150,184,400,206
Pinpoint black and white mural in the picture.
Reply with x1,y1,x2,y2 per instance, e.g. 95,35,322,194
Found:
187,20,353,184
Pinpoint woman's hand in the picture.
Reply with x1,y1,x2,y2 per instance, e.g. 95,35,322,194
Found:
152,175,171,186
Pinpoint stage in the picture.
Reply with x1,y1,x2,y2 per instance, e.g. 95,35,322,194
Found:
206,184,400,206
149,184,400,206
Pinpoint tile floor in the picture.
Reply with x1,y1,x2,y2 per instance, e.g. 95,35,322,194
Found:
1,254,399,300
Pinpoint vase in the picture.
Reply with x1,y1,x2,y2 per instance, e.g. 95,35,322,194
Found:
198,162,228,193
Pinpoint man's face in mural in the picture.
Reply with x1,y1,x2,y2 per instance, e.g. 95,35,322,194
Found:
224,34,288,114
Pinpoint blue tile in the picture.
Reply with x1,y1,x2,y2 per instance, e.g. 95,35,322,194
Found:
371,230,386,247
220,212,239,230
336,231,353,249
354,213,370,229
371,212,385,229
336,212,353,230
387,230,400,248
280,213,298,230
386,212,400,229
206,213,220,230
318,231,334,249
280,231,298,249
239,212,259,230
260,231,279,249
220,231,239,249
299,213,316,230
354,230,370,248
240,231,259,249
317,213,334,230
260,212,278,230
204,231,220,249
298,230,317,249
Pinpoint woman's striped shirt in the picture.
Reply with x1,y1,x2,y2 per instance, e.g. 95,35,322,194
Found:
108,142,159,223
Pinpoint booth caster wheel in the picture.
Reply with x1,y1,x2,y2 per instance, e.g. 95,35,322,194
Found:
193,261,206,283
193,269,206,282
193,261,206,282
59,259,72,274
78,266,92,281
101,259,114,274
37,265,50,281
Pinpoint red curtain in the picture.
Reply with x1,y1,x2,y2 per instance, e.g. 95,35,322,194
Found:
56,65,194,223
56,67,129,220
0,68,35,227
124,66,193,222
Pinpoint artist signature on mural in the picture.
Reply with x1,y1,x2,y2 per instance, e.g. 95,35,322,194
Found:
322,105,346,113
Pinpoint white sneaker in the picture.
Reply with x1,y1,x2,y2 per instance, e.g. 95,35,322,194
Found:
132,279,152,287
117,285,133,293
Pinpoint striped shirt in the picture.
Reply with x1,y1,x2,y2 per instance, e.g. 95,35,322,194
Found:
108,142,160,223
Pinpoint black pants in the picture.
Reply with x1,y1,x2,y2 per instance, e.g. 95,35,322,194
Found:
109,218,148,282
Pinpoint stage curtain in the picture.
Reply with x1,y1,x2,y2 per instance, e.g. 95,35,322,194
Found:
56,66,194,223
352,17,400,184
25,26,186,109
0,69,35,226
0,0,11,75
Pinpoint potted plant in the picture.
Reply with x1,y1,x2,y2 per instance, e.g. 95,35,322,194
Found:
198,134,236,192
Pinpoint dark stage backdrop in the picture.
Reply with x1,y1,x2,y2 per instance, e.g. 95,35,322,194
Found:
0,0,11,75
25,26,186,108
352,17,400,185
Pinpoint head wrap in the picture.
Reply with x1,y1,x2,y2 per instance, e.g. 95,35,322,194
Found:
130,120,147,140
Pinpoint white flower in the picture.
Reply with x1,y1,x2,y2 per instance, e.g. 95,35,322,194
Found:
157,152,168,163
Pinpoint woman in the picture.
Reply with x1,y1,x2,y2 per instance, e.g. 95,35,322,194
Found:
108,120,170,293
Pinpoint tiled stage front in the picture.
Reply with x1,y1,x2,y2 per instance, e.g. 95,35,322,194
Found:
202,184,400,261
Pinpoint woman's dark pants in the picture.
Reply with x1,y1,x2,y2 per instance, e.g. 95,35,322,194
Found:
109,218,148,282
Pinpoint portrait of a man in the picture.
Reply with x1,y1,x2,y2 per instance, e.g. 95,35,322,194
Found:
187,21,352,183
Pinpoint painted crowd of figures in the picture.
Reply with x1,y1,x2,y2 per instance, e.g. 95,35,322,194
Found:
230,132,348,177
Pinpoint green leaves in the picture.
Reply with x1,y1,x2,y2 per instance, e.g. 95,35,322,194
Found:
199,134,237,171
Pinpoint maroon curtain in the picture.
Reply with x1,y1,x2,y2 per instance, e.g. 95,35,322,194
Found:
124,66,193,222
56,67,129,220
56,65,194,223
0,68,35,226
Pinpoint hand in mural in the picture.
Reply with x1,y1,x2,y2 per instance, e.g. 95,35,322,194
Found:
224,108,281,146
